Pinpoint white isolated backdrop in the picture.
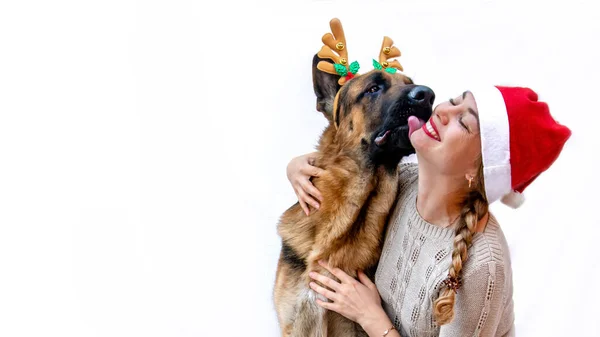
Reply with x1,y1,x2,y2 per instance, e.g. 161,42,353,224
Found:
0,0,598,336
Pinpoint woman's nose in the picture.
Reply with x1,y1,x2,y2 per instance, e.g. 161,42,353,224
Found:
435,106,451,125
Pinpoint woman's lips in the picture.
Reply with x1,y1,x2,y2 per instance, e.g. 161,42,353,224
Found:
422,118,441,141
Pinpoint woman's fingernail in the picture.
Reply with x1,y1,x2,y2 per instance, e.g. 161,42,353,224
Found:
309,272,315,278
314,203,320,209
318,260,325,265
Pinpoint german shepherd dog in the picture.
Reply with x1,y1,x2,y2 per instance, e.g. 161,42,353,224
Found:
274,20,434,337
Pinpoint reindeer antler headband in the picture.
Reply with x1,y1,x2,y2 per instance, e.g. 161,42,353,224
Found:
316,18,404,85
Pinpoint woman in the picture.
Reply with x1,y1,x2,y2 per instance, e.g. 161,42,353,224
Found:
286,85,571,337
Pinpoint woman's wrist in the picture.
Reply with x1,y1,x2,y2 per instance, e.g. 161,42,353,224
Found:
359,306,394,337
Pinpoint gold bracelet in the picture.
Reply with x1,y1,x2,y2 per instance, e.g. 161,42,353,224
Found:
382,325,396,337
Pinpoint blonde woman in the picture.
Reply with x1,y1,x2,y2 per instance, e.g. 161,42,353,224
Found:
285,86,571,336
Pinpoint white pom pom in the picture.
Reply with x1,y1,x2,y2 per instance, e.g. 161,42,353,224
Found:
500,190,525,208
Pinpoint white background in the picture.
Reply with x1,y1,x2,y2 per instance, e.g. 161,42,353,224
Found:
0,0,598,336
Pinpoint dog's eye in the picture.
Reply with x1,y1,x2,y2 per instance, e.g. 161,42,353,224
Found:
367,85,381,94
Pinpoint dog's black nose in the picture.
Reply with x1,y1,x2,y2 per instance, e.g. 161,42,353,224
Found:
408,86,435,107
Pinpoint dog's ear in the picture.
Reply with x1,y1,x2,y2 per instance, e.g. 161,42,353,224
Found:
312,54,341,121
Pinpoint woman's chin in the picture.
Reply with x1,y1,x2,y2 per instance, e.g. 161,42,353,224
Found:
410,129,430,151
411,130,442,163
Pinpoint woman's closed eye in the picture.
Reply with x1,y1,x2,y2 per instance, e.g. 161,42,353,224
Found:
449,98,470,132
459,115,470,132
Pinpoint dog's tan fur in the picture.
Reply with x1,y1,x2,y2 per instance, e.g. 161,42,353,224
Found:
273,54,432,337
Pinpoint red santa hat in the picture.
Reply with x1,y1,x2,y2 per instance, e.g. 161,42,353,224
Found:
469,86,572,208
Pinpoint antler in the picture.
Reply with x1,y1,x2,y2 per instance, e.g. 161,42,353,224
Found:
376,36,403,73
317,18,359,85
315,19,403,84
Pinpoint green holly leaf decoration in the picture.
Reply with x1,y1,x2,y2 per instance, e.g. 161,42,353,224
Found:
372,59,382,70
334,63,348,77
385,67,397,74
349,61,360,75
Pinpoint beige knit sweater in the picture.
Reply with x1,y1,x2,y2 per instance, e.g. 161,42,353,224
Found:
375,164,515,337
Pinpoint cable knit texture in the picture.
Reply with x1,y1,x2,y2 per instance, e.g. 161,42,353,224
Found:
375,164,515,337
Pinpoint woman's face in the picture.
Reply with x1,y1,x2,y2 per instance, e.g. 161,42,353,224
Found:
410,91,482,175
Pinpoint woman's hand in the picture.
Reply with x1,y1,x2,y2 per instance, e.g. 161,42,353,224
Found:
286,152,324,216
309,260,388,330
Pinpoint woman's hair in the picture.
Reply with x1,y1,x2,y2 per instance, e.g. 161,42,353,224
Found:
433,160,489,325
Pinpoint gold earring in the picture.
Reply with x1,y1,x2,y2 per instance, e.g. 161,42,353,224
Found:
468,176,474,188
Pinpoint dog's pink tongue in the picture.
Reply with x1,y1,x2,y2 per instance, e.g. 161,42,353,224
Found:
408,116,425,137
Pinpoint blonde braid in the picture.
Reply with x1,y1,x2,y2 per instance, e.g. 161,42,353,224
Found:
433,165,488,325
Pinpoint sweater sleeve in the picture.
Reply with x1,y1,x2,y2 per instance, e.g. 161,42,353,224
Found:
439,261,508,337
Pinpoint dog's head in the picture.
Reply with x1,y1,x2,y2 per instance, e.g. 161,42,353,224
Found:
312,19,434,166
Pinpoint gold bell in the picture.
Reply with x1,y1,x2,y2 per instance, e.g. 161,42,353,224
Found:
382,61,389,68
335,42,345,51
340,58,348,65
383,47,391,55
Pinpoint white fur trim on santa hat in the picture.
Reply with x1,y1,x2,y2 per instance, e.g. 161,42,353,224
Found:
468,85,512,204
500,190,525,208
